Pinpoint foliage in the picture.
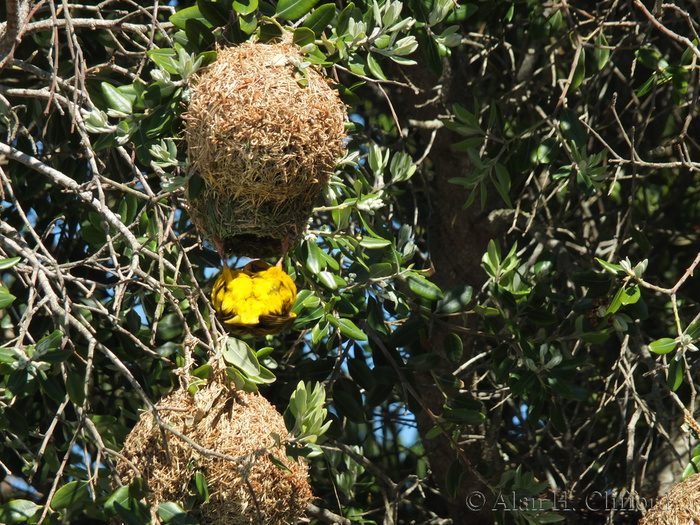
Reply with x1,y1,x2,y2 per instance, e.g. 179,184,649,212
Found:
2,0,700,524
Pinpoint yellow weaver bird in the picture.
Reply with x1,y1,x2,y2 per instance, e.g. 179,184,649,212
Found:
211,258,297,337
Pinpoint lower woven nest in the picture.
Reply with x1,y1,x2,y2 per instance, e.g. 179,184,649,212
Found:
117,379,312,524
184,38,347,258
639,473,700,525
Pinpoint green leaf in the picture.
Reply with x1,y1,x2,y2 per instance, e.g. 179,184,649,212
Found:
193,471,209,502
185,17,216,50
105,483,146,517
306,241,324,274
649,338,677,355
389,151,417,183
303,4,336,36
347,358,375,390
336,2,359,36
51,480,89,510
682,455,700,480
407,273,443,301
594,32,610,70
436,285,473,314
570,46,586,90
606,286,640,315
443,333,463,366
366,53,387,80
226,367,259,392
258,19,284,42
276,0,320,21
157,502,199,524
0,287,17,309
233,0,258,16
687,319,700,341
636,74,656,98
2,406,28,438
418,28,442,77
317,270,339,289
254,365,276,384
559,107,587,149
333,382,365,423
268,453,292,473
65,368,85,406
0,500,40,523
445,3,477,22
509,371,538,397
0,347,18,364
667,357,684,392
358,237,392,249
389,320,426,348
366,382,394,407
636,47,660,69
239,11,257,33
425,425,443,439
0,256,21,270
548,377,588,400
222,337,261,376
327,316,368,341
368,143,386,174
369,263,393,279
148,49,179,75
579,330,612,344
620,286,640,305
113,502,148,525
293,26,316,46
595,258,623,275
406,353,441,371
445,460,464,499
101,82,133,114
35,330,70,363
492,163,512,207
169,6,209,30
197,0,230,26
408,0,430,24
438,374,462,392
311,320,329,345
289,380,308,419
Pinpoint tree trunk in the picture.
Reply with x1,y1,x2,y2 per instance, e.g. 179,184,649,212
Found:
397,55,507,523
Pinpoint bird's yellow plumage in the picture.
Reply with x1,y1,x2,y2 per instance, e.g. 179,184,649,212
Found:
211,259,297,337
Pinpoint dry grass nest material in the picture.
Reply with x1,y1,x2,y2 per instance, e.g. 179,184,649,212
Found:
185,39,347,258
117,380,312,524
639,473,700,525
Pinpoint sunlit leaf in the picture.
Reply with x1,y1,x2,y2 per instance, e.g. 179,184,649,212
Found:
407,274,443,301
222,337,261,376
649,338,677,355
51,481,89,510
233,0,258,15
0,500,40,523
303,3,335,36
327,316,367,341
0,257,21,270
276,0,320,21
595,32,610,70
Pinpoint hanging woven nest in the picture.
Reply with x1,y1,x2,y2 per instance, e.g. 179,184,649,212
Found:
639,473,700,525
184,38,347,258
117,378,312,524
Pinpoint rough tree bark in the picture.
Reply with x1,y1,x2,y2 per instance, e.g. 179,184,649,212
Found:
396,54,507,524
